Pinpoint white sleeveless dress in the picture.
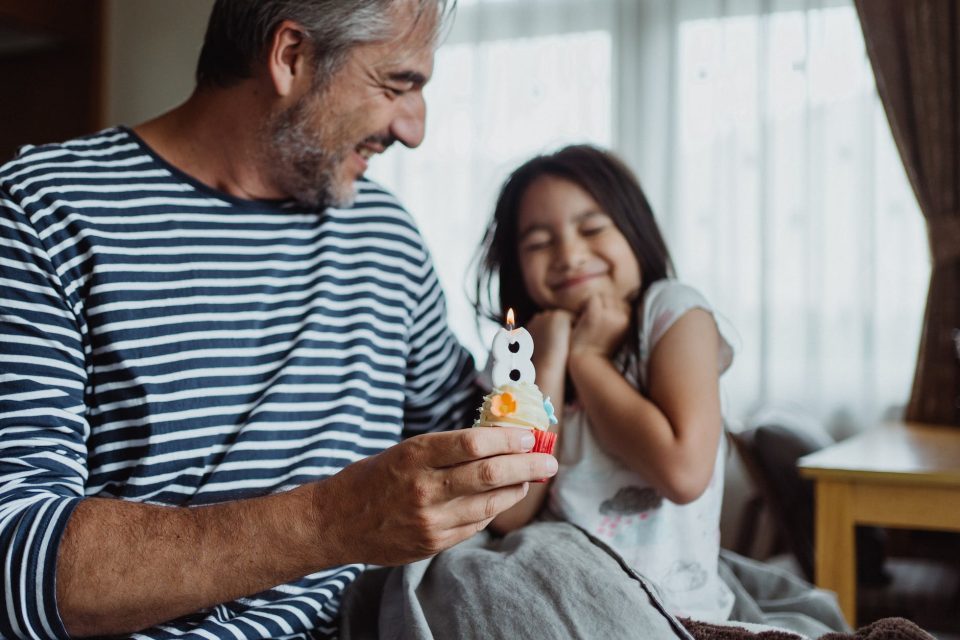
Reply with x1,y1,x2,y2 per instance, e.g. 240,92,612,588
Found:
548,279,736,621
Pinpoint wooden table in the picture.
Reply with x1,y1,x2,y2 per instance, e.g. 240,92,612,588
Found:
798,421,960,626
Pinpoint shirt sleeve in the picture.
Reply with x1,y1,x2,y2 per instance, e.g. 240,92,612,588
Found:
639,281,734,388
402,249,481,437
1,191,88,639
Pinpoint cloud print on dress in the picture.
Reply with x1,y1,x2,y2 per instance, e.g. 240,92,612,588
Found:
599,486,663,515
662,560,709,592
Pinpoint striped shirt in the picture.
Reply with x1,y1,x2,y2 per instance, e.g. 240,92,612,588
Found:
0,127,477,639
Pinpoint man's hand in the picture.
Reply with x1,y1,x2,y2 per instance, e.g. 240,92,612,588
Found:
55,428,555,637
570,294,631,360
318,427,557,566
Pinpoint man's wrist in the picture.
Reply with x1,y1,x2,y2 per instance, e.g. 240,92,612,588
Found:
299,478,350,569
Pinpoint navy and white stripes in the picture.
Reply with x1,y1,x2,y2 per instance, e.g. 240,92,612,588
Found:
0,128,477,639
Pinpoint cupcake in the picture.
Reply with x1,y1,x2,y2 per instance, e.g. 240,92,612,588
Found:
473,381,558,456
475,309,558,477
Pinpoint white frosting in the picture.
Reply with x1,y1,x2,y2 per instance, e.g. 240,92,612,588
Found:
473,382,549,431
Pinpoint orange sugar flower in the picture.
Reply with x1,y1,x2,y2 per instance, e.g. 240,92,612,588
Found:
490,392,517,417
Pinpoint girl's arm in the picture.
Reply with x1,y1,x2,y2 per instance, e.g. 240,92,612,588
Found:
489,309,573,534
567,296,724,505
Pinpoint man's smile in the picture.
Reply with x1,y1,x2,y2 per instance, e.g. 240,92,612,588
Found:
351,138,393,176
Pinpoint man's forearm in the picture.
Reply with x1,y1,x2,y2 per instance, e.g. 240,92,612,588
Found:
55,428,558,638
57,484,331,637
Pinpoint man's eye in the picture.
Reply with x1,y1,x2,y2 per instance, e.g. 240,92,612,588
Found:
385,83,414,97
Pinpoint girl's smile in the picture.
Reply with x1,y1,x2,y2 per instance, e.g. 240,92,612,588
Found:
517,175,641,313
550,270,606,291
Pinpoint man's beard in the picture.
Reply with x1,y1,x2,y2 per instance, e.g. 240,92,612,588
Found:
263,95,356,209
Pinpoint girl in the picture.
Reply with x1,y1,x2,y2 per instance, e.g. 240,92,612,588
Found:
474,145,735,622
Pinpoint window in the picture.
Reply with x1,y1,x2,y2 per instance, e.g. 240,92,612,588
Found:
369,0,928,431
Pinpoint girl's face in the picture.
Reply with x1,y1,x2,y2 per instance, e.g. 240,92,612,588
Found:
516,175,641,313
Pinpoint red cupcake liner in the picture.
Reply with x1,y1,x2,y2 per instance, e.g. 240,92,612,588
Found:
532,429,556,454
531,429,557,483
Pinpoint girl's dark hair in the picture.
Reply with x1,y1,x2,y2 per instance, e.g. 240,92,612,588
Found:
473,144,674,382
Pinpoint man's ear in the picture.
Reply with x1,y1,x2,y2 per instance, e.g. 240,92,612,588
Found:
267,20,311,97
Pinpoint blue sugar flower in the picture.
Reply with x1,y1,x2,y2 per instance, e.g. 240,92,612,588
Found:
543,396,558,424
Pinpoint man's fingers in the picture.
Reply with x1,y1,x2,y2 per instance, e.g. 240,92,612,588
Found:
402,484,529,551
446,484,530,532
438,452,556,499
419,427,536,469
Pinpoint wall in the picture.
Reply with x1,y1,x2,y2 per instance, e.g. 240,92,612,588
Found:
104,0,213,127
0,0,104,160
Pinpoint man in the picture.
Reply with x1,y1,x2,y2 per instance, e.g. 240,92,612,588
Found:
0,1,557,638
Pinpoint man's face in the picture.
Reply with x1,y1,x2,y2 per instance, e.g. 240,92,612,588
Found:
264,5,436,208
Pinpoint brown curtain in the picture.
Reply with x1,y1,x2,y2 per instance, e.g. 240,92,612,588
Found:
855,0,960,426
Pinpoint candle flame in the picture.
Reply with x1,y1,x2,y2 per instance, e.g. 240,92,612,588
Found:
506,308,515,331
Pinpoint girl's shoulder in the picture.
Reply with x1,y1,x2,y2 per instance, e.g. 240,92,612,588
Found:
642,280,711,317
640,279,715,335
639,279,734,372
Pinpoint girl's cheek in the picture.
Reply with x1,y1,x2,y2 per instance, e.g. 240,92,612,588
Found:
519,267,538,301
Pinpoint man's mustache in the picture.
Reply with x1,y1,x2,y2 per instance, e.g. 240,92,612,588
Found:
360,134,396,152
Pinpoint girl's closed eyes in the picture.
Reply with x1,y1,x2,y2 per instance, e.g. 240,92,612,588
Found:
515,175,640,314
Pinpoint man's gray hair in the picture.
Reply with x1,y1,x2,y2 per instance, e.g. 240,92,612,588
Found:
196,0,452,89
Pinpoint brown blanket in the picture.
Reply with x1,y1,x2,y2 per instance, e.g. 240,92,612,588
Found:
681,616,935,640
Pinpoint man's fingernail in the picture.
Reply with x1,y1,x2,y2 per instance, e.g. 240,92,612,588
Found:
543,457,558,475
520,434,535,451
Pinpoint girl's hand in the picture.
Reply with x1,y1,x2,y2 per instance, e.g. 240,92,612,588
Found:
570,294,631,359
527,309,574,373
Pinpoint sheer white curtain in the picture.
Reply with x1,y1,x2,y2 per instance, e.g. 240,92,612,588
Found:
368,0,930,432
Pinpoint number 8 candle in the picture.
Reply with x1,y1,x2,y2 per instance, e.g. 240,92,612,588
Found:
491,309,536,386
473,308,558,465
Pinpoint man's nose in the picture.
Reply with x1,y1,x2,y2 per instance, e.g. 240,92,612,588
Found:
390,94,426,149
